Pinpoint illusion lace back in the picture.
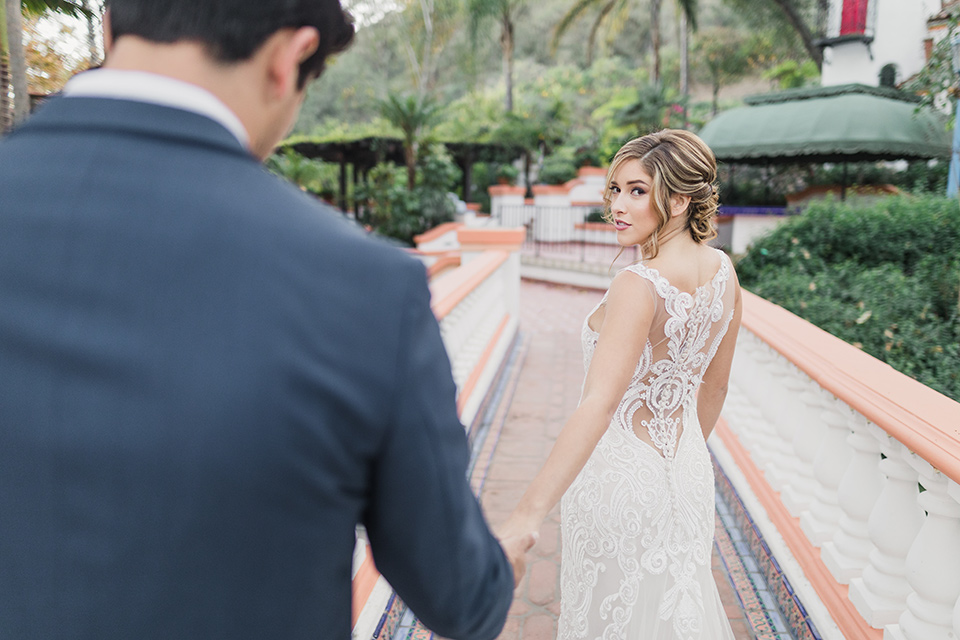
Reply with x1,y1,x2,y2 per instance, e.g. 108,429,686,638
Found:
559,248,737,640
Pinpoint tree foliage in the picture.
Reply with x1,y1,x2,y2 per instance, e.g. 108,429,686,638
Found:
905,16,958,117
23,13,86,94
355,144,460,244
737,196,960,400
551,0,698,81
719,0,823,69
377,92,443,188
467,0,528,111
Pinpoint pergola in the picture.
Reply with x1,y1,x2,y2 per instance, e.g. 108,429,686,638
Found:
279,136,521,213
698,84,950,199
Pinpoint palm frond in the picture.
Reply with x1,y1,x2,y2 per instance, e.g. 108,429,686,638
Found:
466,0,506,41
22,0,93,19
549,0,602,57
676,0,698,31
585,0,620,66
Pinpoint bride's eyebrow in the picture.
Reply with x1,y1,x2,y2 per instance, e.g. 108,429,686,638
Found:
626,180,648,188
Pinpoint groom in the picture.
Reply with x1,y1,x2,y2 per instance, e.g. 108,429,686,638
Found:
0,1,532,639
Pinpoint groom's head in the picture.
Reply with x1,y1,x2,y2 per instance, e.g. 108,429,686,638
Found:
100,0,354,159
104,0,355,89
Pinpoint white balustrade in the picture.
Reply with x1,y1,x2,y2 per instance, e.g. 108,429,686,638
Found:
713,290,960,640
438,261,508,393
849,434,924,627
884,463,960,640
821,412,883,584
800,392,851,545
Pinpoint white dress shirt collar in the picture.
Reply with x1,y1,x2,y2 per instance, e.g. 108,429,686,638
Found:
63,69,250,149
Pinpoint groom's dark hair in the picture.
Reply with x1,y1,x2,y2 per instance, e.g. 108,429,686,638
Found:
105,0,355,88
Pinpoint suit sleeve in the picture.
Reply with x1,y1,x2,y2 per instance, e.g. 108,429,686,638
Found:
362,265,514,640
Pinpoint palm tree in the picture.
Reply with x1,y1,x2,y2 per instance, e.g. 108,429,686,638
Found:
551,0,698,86
466,0,526,113
378,93,442,190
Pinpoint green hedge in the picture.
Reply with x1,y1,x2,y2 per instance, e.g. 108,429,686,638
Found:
736,196,960,401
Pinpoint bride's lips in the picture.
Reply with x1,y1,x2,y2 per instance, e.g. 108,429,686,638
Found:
614,219,631,231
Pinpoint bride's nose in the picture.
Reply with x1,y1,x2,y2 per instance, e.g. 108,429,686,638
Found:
611,191,626,214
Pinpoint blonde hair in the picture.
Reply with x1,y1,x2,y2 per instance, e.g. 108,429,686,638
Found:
603,129,719,259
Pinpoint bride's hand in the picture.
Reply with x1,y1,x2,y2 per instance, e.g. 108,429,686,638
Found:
496,512,542,549
498,530,539,588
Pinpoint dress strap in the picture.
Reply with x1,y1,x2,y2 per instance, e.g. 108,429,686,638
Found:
619,262,662,286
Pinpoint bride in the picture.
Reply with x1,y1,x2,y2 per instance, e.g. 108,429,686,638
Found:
500,129,742,639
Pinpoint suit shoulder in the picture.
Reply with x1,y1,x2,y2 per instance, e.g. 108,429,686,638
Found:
240,172,428,279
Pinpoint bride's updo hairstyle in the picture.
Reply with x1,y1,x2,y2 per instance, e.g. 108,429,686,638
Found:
603,129,719,259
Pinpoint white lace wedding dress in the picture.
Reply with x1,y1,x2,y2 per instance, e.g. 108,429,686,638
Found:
559,249,737,640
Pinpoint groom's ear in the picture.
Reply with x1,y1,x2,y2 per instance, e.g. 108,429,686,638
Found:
263,27,320,100
103,10,114,54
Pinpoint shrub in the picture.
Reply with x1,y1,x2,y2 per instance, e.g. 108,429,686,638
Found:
538,152,578,185
586,208,607,223
737,196,960,400
495,164,519,185
356,145,460,245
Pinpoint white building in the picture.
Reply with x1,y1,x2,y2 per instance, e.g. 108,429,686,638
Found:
819,0,942,87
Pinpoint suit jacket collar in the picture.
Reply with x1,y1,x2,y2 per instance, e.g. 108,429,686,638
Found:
13,96,255,161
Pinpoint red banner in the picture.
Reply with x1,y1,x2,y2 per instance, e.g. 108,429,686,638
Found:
840,0,869,35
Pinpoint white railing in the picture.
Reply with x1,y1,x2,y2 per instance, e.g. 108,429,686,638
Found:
431,247,521,428
713,290,960,640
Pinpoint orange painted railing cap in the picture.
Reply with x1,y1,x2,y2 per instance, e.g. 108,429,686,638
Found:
488,185,525,197
426,254,461,278
574,222,614,231
430,250,510,319
413,221,463,246
531,184,571,196
742,290,960,484
457,227,526,246
577,166,608,177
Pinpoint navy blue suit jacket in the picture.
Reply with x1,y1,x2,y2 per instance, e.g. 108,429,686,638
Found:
0,97,513,639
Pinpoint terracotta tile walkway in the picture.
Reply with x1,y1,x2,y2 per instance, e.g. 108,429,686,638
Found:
478,280,753,640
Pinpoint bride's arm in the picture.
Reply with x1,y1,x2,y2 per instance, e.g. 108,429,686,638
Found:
497,271,655,540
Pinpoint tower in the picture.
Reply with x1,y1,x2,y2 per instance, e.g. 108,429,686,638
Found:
818,0,940,87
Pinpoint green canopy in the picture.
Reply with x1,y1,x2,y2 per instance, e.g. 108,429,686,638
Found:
698,84,950,165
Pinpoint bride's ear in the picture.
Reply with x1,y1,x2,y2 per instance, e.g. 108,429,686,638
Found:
670,193,691,218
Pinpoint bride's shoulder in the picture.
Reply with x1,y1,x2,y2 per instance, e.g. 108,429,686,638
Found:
609,265,660,306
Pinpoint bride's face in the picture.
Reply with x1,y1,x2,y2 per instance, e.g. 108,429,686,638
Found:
608,160,660,248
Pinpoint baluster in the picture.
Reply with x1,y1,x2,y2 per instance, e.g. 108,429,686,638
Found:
954,593,960,640
800,391,852,545
728,334,776,468
762,354,797,493
745,340,780,470
822,411,883,584
725,335,770,465
782,375,825,515
884,466,960,640
849,435,923,628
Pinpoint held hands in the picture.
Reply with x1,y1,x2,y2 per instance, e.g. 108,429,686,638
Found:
496,511,544,588
498,531,539,588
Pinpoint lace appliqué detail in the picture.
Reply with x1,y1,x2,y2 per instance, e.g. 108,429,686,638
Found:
559,252,736,640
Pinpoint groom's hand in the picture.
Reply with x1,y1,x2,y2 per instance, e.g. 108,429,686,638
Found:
499,531,538,588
